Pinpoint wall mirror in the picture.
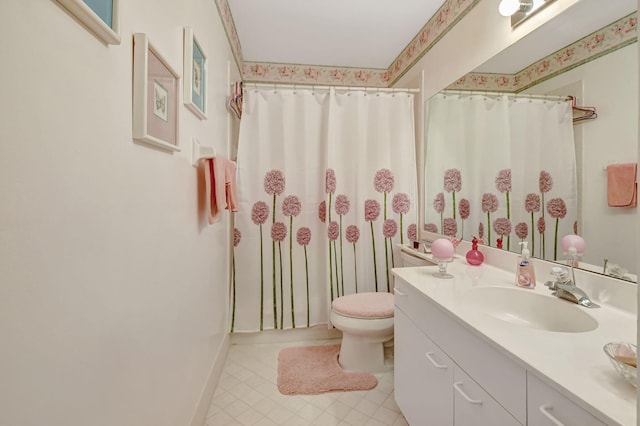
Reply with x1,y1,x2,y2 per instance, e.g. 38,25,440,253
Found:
422,0,638,282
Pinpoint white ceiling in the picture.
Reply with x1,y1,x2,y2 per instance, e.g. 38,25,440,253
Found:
227,0,637,72
226,0,447,69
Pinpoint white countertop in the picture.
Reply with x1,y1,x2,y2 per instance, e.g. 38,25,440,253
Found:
392,253,637,426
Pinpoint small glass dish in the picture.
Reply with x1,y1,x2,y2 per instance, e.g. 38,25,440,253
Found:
603,342,637,387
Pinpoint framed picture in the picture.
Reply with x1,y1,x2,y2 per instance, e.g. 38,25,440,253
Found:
183,27,207,119
55,0,120,45
132,33,181,152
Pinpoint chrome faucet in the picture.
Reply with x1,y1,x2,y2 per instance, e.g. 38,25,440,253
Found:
544,266,600,309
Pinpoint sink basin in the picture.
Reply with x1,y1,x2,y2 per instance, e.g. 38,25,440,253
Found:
459,287,598,333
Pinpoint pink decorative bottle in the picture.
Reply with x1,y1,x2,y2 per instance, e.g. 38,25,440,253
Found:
466,237,484,266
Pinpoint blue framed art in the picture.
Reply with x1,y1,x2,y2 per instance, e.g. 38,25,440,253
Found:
183,27,208,120
55,0,120,45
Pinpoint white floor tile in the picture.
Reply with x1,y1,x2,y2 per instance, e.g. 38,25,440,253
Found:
208,339,399,425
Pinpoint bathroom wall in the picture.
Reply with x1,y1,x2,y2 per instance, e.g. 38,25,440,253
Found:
525,44,639,273
395,0,582,101
0,1,238,426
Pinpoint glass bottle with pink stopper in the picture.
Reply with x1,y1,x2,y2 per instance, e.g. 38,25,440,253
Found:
466,237,484,266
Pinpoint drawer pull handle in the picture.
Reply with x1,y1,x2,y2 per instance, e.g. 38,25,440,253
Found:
539,405,565,426
425,352,448,369
394,288,407,297
453,381,483,405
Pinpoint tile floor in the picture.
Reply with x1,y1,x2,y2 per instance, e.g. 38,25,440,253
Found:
205,338,407,426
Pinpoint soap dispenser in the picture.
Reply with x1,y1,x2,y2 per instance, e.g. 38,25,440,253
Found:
516,241,536,289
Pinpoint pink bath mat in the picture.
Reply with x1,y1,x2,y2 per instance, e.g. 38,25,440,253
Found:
277,344,378,395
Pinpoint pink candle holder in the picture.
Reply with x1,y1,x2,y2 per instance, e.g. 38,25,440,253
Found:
431,238,454,279
561,235,585,267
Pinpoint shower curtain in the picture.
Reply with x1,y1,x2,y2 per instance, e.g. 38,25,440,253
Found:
231,88,417,332
424,93,577,261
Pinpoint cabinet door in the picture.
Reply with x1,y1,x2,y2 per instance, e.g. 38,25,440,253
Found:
453,366,521,426
395,308,453,425
527,373,606,426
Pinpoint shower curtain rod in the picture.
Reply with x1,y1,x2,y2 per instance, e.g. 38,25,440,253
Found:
247,82,420,94
440,89,570,102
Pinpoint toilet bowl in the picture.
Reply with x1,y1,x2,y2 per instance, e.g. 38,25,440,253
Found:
331,248,434,372
330,292,395,372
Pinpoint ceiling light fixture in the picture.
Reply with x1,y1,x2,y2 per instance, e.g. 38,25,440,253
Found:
498,0,534,17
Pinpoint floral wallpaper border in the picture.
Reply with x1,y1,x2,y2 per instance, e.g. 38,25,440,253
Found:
241,62,389,88
217,2,636,91
216,0,479,87
448,13,638,93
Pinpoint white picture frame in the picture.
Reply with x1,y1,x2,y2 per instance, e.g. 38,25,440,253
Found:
132,33,181,152
55,0,121,45
183,27,208,119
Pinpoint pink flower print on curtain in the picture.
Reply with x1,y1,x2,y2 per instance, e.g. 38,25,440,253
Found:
271,221,287,329
407,223,417,242
230,228,241,332
264,170,285,329
392,193,410,244
328,220,340,299
318,201,327,223
537,217,546,256
335,195,350,297
495,169,512,250
493,218,512,249
443,218,457,238
433,192,445,232
547,198,567,261
458,198,470,240
346,225,360,293
525,193,540,256
296,227,312,327
444,168,461,220
481,193,498,247
325,169,337,301
425,223,438,233
383,219,398,292
282,195,301,328
478,222,485,243
251,200,269,331
515,222,528,242
573,220,578,235
365,199,381,292
374,169,395,292
539,170,554,259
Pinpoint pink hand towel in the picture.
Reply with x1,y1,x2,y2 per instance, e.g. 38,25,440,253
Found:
225,159,239,213
203,155,239,224
203,156,227,224
607,163,637,207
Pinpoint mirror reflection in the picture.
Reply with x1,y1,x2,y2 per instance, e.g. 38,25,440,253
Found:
423,9,638,282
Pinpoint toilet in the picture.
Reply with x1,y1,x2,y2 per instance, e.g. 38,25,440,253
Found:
330,249,435,372
330,292,395,372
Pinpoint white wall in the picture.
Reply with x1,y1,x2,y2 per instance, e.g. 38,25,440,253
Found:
0,1,238,426
525,44,638,274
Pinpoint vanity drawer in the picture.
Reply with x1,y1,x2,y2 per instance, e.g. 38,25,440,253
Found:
527,373,606,426
453,365,521,426
394,275,432,321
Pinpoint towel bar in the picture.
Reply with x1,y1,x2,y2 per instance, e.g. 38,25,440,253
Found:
192,138,216,167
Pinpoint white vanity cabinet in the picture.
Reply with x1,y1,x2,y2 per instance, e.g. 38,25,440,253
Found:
394,275,615,426
394,278,525,425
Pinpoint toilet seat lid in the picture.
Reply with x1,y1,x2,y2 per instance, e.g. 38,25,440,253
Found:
332,292,394,319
